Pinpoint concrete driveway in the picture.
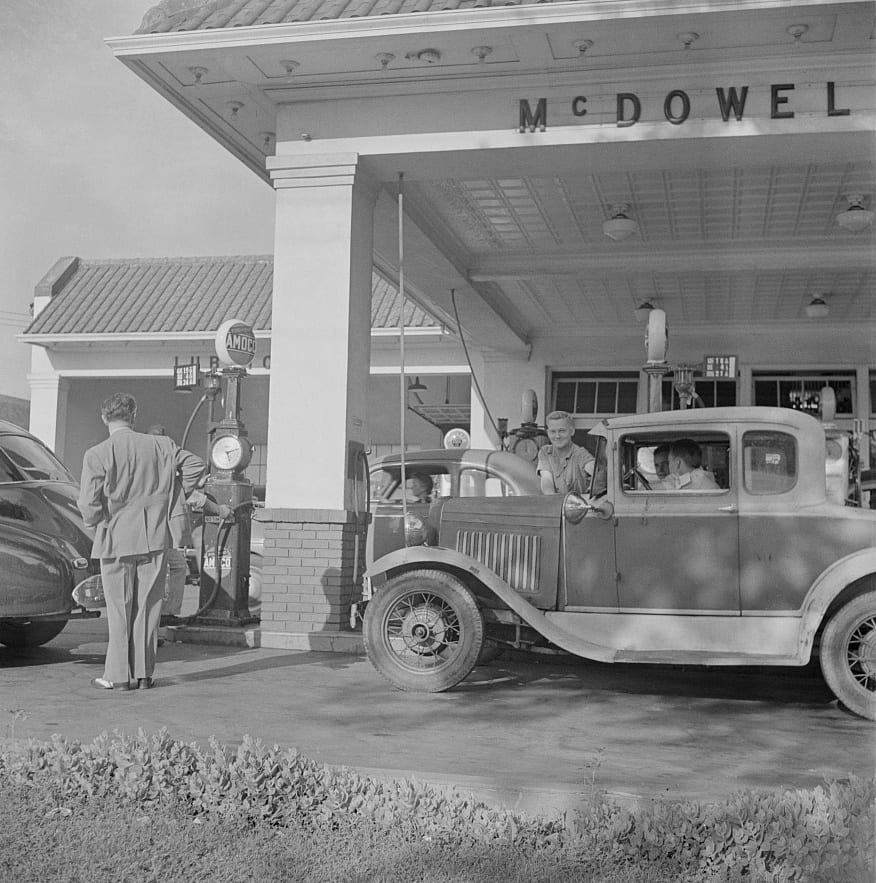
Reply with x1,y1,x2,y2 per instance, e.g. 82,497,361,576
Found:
1,618,872,816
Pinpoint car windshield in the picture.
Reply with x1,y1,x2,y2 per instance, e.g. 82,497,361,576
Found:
0,435,75,483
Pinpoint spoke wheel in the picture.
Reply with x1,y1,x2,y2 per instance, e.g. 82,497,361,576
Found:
363,569,483,692
821,589,876,721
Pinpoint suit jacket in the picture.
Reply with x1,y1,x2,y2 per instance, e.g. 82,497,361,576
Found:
78,427,205,558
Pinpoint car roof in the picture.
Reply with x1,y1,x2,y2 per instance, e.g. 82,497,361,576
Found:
0,419,37,438
591,406,822,436
370,448,540,489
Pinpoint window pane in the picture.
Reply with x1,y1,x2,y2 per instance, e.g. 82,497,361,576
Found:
743,431,797,495
714,381,737,407
554,382,576,413
0,436,73,482
754,380,778,407
596,382,617,413
459,468,515,497
576,382,596,414
617,381,638,413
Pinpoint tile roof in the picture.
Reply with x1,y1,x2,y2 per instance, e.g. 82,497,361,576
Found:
25,256,438,336
136,0,575,33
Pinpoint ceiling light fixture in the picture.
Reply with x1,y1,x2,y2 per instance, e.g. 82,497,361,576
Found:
786,24,809,43
677,32,699,49
634,301,655,322
805,296,829,319
472,46,492,61
189,66,208,84
603,204,639,241
375,52,395,69
407,376,428,391
835,194,874,233
281,59,300,76
573,39,593,54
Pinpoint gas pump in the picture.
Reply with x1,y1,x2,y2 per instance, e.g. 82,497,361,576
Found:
195,320,258,626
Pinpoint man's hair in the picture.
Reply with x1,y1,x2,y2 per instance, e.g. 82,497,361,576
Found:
101,393,137,425
653,444,671,457
669,438,703,468
545,410,574,427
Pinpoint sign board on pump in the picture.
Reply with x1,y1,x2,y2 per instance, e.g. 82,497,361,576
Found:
215,319,256,368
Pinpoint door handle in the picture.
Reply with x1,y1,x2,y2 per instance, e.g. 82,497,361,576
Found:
718,505,737,513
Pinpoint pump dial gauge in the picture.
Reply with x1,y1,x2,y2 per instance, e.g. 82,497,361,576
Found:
211,435,251,471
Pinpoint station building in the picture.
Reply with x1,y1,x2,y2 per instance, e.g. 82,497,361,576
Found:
21,0,876,645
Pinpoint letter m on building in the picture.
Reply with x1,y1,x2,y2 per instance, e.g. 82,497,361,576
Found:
519,98,547,132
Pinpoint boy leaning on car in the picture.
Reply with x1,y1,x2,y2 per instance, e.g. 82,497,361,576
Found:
78,393,216,692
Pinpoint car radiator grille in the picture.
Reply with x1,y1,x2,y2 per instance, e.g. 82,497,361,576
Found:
455,530,540,594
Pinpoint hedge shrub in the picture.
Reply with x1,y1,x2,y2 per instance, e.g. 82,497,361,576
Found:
1,730,872,882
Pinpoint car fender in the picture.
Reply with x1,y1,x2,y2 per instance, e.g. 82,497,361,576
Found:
365,546,619,663
798,548,876,652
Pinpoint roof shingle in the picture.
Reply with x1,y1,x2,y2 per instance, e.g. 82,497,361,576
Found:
135,0,576,33
25,256,438,336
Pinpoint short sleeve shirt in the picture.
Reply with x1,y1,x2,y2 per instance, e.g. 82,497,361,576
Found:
537,443,595,494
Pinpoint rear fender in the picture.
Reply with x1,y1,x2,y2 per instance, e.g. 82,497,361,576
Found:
365,547,618,663
799,548,876,654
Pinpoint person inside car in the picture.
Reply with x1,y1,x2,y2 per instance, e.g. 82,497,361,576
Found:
407,472,434,503
667,438,720,490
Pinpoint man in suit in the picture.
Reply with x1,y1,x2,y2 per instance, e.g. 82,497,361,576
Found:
78,393,207,691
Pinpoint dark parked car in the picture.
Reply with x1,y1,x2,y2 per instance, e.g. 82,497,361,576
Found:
0,420,99,648
363,408,876,720
367,448,541,564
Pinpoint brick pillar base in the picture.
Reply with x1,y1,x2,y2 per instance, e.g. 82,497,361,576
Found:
254,508,368,649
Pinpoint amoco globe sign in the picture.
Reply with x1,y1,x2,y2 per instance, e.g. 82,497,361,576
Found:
215,319,256,368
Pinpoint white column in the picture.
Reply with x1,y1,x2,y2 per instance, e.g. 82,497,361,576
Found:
265,153,379,510
27,375,67,453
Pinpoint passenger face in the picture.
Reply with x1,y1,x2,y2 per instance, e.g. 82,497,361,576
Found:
654,451,670,480
546,419,574,449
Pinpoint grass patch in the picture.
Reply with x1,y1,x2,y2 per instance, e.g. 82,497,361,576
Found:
1,730,872,882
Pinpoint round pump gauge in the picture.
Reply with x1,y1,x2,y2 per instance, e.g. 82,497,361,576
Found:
210,435,252,471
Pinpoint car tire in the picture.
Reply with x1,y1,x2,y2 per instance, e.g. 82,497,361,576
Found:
820,589,876,721
0,620,67,649
363,568,484,692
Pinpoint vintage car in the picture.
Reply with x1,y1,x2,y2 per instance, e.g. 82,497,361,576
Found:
367,448,541,565
0,420,100,648
362,407,876,721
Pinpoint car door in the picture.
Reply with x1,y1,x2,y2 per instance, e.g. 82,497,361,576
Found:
613,430,741,613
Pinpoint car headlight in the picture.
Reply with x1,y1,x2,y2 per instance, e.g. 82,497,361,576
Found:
72,575,106,608
404,512,426,547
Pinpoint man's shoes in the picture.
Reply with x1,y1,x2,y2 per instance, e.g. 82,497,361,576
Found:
92,677,130,691
137,677,154,690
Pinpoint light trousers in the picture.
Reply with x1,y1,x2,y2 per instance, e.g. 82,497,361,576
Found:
101,550,168,683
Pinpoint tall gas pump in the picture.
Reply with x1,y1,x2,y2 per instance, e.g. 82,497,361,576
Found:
195,319,257,626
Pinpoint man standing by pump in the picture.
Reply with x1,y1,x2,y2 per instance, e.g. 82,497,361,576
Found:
78,393,206,691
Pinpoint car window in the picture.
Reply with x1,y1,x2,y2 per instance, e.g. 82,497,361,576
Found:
458,468,517,497
0,435,74,483
742,431,797,494
620,433,730,493
371,468,448,503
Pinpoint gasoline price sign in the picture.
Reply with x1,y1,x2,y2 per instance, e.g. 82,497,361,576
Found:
174,360,200,390
703,355,737,379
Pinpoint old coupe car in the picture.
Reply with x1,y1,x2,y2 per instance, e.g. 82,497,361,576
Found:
362,407,876,721
0,420,100,648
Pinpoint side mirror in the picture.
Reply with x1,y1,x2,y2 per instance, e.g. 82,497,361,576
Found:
563,494,614,524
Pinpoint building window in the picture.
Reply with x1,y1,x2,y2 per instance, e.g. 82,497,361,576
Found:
661,378,737,410
870,371,876,418
552,372,639,417
753,372,855,416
